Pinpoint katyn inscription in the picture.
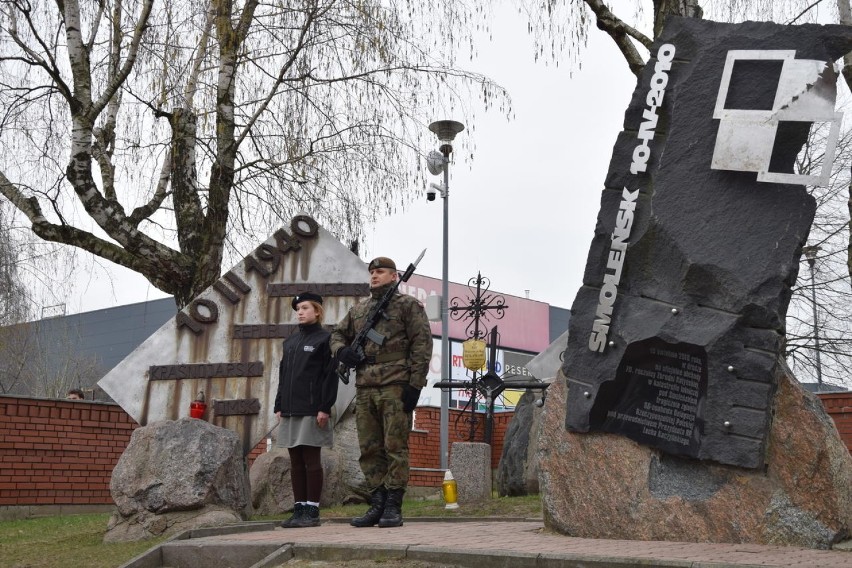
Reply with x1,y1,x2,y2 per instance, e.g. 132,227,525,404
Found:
213,398,262,416
562,20,852,469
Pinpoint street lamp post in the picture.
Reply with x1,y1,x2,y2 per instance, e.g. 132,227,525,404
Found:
427,119,464,470
802,245,823,388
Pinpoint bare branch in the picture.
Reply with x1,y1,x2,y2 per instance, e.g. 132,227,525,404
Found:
583,0,651,78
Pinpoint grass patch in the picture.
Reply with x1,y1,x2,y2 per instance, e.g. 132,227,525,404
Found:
0,513,168,568
0,495,542,568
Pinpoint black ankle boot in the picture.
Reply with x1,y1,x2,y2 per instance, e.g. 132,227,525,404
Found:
350,487,387,527
378,488,404,528
280,503,304,528
290,504,320,527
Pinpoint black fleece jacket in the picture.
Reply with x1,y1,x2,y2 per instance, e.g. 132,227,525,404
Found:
273,322,338,416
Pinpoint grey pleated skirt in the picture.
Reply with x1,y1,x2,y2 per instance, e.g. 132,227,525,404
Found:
275,415,333,448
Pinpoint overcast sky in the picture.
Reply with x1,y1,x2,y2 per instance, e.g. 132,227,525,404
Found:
66,5,640,315
362,11,638,310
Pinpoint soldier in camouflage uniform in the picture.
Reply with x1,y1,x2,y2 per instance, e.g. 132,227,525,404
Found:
331,256,432,528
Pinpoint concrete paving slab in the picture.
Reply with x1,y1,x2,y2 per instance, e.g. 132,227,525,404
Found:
140,519,852,568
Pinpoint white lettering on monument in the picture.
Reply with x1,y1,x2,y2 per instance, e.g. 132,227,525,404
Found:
588,188,638,352
630,44,675,174
588,44,676,352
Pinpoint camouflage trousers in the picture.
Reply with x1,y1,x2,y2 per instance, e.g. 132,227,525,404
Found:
355,384,413,491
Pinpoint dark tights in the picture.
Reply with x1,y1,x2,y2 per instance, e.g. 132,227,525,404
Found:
288,445,323,503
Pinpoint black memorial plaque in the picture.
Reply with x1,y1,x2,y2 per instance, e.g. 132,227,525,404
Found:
590,338,706,457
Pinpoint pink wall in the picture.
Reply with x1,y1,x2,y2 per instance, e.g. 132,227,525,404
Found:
400,274,550,352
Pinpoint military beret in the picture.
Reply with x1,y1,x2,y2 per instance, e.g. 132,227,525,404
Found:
291,291,323,310
368,256,397,271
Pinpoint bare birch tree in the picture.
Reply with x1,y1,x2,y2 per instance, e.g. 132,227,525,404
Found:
0,1,598,307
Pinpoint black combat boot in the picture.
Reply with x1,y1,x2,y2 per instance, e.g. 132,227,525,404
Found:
350,486,387,527
280,503,304,528
290,504,320,527
378,488,404,528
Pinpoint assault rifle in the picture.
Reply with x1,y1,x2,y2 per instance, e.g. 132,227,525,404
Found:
336,249,426,384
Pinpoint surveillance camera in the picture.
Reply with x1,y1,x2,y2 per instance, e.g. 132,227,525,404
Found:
534,398,545,408
426,183,441,202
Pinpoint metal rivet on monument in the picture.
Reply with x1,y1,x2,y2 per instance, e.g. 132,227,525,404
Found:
727,365,735,373
671,308,679,315
583,391,591,399
724,421,731,428
608,341,615,347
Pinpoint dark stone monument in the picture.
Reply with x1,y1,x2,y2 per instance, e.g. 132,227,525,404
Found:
539,17,852,548
563,17,852,469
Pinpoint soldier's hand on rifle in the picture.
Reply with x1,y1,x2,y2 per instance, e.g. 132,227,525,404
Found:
402,384,421,413
338,346,365,367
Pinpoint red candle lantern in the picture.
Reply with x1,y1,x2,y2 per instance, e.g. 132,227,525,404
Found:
189,390,207,419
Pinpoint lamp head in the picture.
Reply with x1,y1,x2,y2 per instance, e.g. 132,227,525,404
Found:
429,120,465,156
802,245,821,266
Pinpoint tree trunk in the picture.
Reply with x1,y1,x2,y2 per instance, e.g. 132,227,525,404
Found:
653,0,703,38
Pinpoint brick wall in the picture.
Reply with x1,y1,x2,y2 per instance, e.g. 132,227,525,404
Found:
0,395,138,507
818,392,852,452
0,395,268,511
2,392,850,510
409,407,514,487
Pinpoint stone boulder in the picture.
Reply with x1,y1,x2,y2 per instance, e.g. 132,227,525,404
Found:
105,418,251,542
497,390,545,496
251,404,365,515
538,364,852,548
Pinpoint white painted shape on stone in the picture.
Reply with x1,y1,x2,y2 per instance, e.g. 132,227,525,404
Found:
712,50,795,120
772,60,829,117
711,119,777,173
98,218,366,453
711,50,843,186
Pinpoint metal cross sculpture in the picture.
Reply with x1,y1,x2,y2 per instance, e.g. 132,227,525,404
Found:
434,272,552,446
435,273,508,443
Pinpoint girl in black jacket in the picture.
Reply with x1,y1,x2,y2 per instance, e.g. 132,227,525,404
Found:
274,292,338,528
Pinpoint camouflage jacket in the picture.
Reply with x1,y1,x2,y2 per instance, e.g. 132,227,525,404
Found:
330,284,432,388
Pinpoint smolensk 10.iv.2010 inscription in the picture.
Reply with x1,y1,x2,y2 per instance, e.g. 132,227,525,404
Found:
589,337,707,457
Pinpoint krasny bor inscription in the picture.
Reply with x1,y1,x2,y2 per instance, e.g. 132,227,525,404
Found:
149,362,264,381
